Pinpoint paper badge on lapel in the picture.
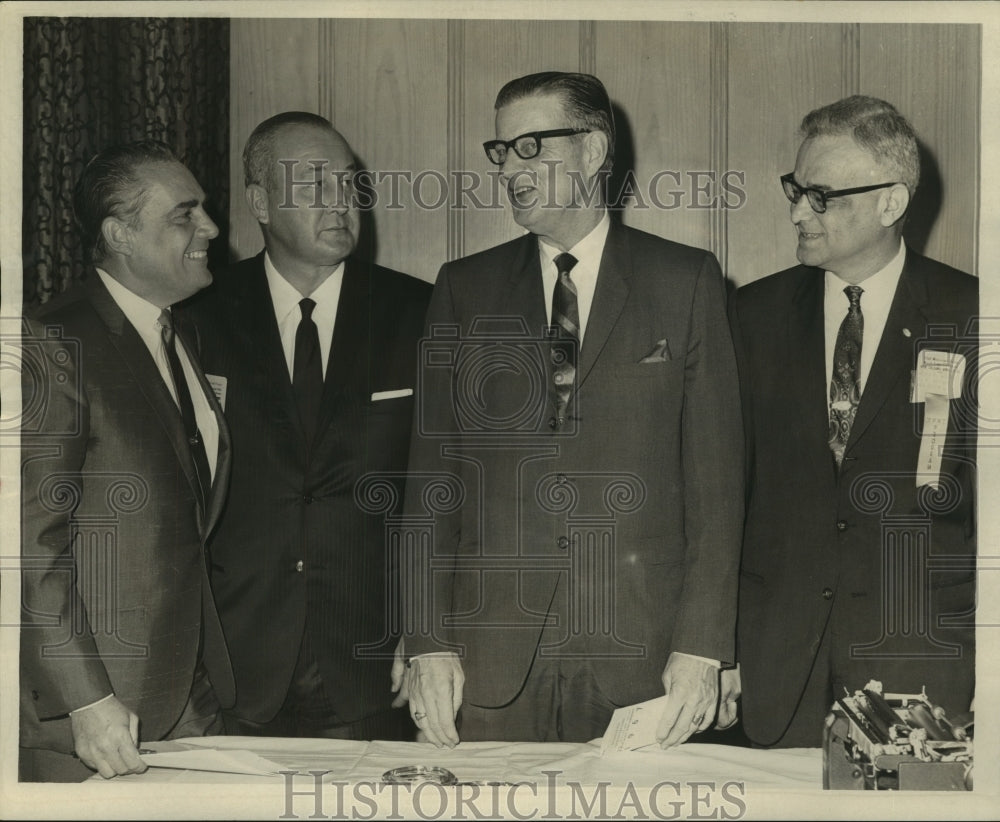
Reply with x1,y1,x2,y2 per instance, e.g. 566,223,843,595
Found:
909,350,966,489
206,374,228,411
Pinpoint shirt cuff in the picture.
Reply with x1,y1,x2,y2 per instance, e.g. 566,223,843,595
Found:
69,693,114,715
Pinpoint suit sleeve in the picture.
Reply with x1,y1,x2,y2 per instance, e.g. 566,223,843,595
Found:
401,264,463,657
20,320,113,721
670,254,744,665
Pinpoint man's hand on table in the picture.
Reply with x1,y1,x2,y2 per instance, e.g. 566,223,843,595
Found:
656,653,719,748
392,651,464,748
716,665,741,730
70,695,147,778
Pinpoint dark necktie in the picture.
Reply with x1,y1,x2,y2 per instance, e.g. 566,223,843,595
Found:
293,297,324,444
551,252,580,427
159,309,212,509
828,285,864,467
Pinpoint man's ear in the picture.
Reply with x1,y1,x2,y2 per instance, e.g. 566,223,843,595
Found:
101,217,132,257
582,131,610,179
880,183,911,227
246,184,270,224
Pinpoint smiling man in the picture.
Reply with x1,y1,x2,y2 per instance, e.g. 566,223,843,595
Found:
727,96,977,747
397,72,744,747
20,141,234,781
182,112,430,740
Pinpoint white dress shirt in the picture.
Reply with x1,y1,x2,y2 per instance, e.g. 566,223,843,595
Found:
824,239,906,398
538,210,611,343
264,252,345,381
96,269,219,480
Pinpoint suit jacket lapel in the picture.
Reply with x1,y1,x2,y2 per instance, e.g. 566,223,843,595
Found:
85,275,205,523
846,255,928,453
788,269,835,477
320,258,369,431
237,255,306,445
175,326,232,537
578,221,631,386
504,235,548,337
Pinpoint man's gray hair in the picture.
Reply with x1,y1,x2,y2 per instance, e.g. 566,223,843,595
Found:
800,95,920,193
243,111,336,190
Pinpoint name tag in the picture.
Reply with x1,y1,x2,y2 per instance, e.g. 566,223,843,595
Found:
910,350,965,402
206,374,228,411
910,351,965,489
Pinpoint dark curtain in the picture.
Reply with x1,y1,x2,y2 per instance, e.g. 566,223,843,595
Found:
23,17,230,308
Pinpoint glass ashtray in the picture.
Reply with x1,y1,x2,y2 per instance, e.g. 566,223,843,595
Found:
382,765,459,785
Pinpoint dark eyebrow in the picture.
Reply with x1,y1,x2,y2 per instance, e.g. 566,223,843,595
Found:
171,198,200,212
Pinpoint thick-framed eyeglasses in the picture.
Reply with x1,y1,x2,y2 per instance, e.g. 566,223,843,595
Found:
780,172,903,214
483,129,590,165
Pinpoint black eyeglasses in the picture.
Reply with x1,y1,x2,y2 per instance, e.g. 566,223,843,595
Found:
780,172,904,214
483,129,590,165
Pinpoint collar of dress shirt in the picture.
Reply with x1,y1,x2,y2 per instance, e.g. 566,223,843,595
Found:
537,210,611,342
96,267,165,356
824,238,906,394
264,251,346,378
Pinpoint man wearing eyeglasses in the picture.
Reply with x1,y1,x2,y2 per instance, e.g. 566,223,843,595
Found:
395,72,744,748
727,95,977,747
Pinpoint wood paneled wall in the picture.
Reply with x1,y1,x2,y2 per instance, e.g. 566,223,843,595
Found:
230,20,979,286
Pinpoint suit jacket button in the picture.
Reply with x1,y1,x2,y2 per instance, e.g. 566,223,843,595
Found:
303,495,314,504
557,536,569,549
31,690,39,701
295,560,304,572
836,520,848,532
822,587,834,600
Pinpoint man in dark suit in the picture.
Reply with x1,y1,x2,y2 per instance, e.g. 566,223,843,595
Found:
183,112,431,739
726,96,977,747
396,72,744,747
19,141,234,781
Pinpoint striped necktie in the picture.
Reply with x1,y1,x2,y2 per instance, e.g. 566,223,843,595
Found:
551,252,580,428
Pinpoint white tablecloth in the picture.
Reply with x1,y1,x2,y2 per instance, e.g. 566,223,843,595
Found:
39,737,990,820
122,735,821,788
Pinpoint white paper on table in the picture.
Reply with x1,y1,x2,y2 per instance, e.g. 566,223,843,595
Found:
600,695,668,755
139,748,285,777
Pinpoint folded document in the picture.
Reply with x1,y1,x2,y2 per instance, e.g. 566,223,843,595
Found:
140,743,284,776
600,695,669,755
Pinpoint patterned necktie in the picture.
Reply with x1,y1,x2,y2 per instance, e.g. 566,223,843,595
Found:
293,297,324,444
828,285,864,467
551,252,580,427
159,309,212,509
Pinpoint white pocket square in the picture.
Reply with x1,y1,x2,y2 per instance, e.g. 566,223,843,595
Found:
371,388,413,401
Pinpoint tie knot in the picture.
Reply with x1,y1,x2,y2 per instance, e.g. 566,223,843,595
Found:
158,309,174,336
554,253,578,278
844,285,863,307
300,298,316,321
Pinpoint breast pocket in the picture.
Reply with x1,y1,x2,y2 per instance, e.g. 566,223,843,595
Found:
613,360,682,380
